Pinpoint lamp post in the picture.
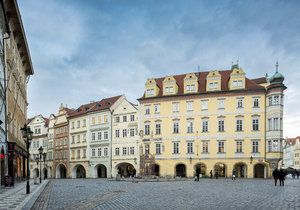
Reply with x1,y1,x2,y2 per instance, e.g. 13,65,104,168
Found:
20,124,33,194
38,146,43,183
43,152,47,180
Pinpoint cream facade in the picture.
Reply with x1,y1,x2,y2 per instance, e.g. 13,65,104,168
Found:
47,114,56,178
294,138,300,169
28,115,48,179
111,97,139,177
138,65,286,178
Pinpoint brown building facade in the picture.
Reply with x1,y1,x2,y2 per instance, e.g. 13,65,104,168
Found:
53,104,73,178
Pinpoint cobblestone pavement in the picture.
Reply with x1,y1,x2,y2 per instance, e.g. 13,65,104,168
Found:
0,179,48,210
34,178,300,210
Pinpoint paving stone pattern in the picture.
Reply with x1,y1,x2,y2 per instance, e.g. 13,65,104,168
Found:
38,178,300,210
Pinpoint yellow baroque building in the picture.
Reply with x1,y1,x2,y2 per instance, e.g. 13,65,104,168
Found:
138,64,286,179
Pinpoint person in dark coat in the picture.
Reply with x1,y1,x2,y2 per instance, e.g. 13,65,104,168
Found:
232,169,236,180
272,168,279,186
215,171,219,179
210,170,213,179
195,167,201,181
278,168,286,186
296,170,300,179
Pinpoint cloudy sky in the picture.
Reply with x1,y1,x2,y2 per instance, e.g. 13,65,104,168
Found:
18,0,300,137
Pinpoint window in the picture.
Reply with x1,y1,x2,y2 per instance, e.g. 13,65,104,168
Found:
186,84,195,91
173,142,179,154
172,102,179,113
115,148,120,156
201,100,208,110
154,104,160,114
274,96,280,105
187,121,193,133
98,148,102,156
273,140,278,152
77,120,80,128
122,129,127,137
83,133,86,142
156,144,161,154
92,117,96,125
64,151,67,159
72,122,75,129
173,121,179,133
145,124,150,135
104,131,108,139
165,86,174,93
72,136,75,144
237,98,243,108
155,123,161,135
83,149,86,158
115,116,120,123
202,120,208,132
98,132,102,140
208,82,218,89
83,119,86,127
146,89,155,96
145,106,150,115
269,97,272,106
130,114,135,121
253,98,259,108
268,140,272,152
218,120,224,132
268,118,272,130
77,135,80,143
236,119,243,131
252,141,259,153
236,141,243,153
130,128,135,137
252,119,259,131
64,138,67,145
233,80,243,87
115,129,120,138
274,118,279,130
92,132,95,141
123,115,127,122
218,99,225,109
104,115,108,123
202,141,208,153
187,142,193,154
77,149,80,159
218,141,225,153
130,147,134,155
122,147,127,155
187,101,193,111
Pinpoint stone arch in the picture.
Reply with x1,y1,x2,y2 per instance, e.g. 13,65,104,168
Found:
56,163,67,179
214,162,226,177
254,163,267,178
95,164,107,178
194,162,207,176
175,163,186,177
72,164,86,178
233,162,247,178
116,162,136,178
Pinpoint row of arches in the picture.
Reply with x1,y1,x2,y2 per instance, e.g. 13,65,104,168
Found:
32,168,49,179
153,162,267,178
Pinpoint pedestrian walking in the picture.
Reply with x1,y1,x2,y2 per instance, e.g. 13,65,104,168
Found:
272,168,279,186
195,167,201,181
210,170,213,179
232,169,236,180
279,168,286,186
296,170,299,179
215,171,219,179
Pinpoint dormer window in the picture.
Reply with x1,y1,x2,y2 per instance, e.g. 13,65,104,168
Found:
208,82,218,89
186,84,195,92
165,86,174,93
146,89,155,96
233,80,243,87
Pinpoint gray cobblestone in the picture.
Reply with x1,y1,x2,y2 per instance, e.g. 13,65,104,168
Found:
36,178,300,210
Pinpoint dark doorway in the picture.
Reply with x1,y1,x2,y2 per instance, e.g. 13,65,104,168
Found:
254,164,265,178
154,164,160,176
97,165,107,178
175,164,186,177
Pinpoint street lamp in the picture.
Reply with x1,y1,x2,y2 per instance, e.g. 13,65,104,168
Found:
20,124,33,194
250,156,253,164
38,146,43,183
43,152,47,180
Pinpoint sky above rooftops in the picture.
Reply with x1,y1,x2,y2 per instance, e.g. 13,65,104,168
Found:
18,0,300,137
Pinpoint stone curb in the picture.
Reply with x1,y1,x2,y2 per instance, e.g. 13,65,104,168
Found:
19,179,49,210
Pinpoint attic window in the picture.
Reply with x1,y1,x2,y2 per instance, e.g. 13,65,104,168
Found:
123,107,126,110
150,81,152,83
85,107,89,110
77,109,81,112
108,102,111,105
37,119,39,122
189,76,192,78
168,78,170,80
237,71,239,73
213,73,215,76
97,104,101,107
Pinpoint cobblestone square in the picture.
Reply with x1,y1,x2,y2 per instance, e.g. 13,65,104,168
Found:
32,178,300,210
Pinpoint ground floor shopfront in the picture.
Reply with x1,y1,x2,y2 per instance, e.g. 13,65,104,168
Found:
150,158,270,178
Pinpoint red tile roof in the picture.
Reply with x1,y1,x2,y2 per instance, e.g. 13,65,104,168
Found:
139,70,265,99
286,137,300,146
252,77,267,84
68,95,122,118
